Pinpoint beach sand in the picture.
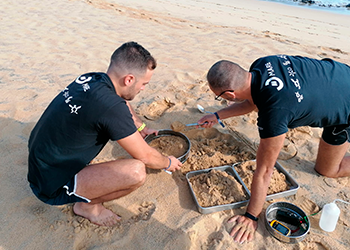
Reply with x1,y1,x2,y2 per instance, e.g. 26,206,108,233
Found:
1,0,350,249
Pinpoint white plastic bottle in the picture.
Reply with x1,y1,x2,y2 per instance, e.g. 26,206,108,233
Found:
319,202,340,232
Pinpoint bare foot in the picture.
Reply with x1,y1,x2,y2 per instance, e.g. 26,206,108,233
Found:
73,202,121,227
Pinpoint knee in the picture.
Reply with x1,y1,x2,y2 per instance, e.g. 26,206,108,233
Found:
130,160,147,186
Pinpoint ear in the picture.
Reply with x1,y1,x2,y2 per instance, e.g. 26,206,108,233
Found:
226,90,236,99
124,74,135,86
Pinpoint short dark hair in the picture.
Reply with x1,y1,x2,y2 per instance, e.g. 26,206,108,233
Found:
207,60,246,91
110,42,157,76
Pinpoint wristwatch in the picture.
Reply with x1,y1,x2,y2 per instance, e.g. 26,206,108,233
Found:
244,212,259,221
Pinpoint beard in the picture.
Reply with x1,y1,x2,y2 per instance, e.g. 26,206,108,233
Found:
121,84,138,101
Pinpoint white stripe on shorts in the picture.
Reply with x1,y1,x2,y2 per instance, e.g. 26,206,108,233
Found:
63,174,91,203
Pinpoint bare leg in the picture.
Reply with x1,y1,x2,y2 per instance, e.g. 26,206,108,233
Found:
315,138,350,178
73,158,146,226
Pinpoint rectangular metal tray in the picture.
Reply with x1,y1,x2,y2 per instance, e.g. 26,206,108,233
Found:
186,165,250,214
232,160,299,201
186,161,299,214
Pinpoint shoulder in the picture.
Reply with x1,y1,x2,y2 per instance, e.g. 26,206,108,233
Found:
257,107,293,139
74,72,106,85
249,55,280,70
67,72,126,117
79,73,121,104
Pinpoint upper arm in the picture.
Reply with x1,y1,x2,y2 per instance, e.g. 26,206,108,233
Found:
117,131,168,170
98,100,137,141
235,100,257,115
220,100,257,119
257,108,292,139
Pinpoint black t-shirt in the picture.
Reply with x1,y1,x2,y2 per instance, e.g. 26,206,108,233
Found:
250,55,350,139
28,73,137,200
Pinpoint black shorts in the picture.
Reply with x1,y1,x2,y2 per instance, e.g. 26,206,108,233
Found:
30,174,91,205
322,124,350,146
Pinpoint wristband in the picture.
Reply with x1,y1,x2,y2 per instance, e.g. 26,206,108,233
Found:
165,157,171,170
214,112,225,128
137,122,146,132
244,212,259,221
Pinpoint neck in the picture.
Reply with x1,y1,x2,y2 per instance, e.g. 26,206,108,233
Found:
106,67,122,96
237,72,252,102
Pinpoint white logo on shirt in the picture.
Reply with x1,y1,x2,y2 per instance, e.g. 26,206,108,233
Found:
75,75,92,84
69,104,81,114
75,75,92,92
265,77,284,91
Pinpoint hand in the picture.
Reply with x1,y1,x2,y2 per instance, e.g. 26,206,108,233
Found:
166,156,182,172
228,215,258,244
140,127,158,138
197,114,217,128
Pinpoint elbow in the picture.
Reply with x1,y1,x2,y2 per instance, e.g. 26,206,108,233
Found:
255,167,274,184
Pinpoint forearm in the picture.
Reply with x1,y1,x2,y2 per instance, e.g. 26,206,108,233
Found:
118,132,169,169
246,170,271,217
216,100,256,120
142,147,170,170
246,134,286,217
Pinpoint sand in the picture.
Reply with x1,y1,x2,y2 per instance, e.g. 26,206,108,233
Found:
148,134,189,158
234,160,290,195
189,169,249,207
1,0,350,249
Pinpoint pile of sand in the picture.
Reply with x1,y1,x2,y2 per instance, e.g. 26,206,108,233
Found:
189,169,248,207
234,160,290,195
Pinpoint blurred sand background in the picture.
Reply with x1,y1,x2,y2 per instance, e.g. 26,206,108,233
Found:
1,0,350,249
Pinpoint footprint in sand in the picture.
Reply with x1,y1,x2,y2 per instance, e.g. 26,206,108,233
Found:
130,201,156,222
337,190,350,203
144,98,175,120
206,231,225,249
184,216,232,249
319,46,348,55
287,126,313,140
32,204,47,216
298,238,332,250
298,196,320,215
253,138,297,160
278,138,298,160
324,177,349,188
